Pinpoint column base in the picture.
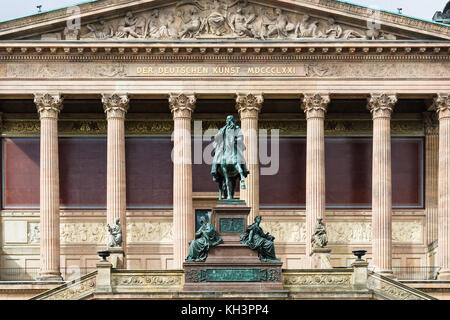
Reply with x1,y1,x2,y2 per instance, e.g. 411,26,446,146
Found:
437,268,450,280
37,271,63,282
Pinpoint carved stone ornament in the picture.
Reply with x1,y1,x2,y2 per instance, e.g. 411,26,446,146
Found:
34,93,64,119
424,112,439,135
236,93,264,118
433,93,450,120
169,93,196,118
302,93,330,119
367,93,398,119
25,1,399,42
102,93,130,119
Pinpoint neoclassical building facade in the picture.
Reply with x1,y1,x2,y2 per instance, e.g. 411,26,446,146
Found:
0,0,449,298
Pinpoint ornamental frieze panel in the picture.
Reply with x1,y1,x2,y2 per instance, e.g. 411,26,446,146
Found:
59,222,173,244
127,222,173,243
111,272,182,290
60,223,106,244
260,221,423,244
260,221,306,243
33,0,399,42
3,61,449,80
1,118,424,137
282,272,353,290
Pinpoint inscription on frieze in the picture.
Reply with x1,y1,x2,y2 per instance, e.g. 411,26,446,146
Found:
185,268,281,282
4,61,449,80
219,218,245,233
129,64,302,77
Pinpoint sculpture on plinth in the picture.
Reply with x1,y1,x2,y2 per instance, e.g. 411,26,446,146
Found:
311,217,328,249
185,216,223,262
310,218,332,269
211,115,250,200
240,216,280,262
107,218,123,248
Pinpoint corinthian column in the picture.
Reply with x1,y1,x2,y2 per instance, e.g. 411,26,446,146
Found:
424,112,439,246
102,94,129,254
35,93,63,281
302,94,330,264
169,93,196,269
236,93,264,223
368,93,397,277
434,94,450,280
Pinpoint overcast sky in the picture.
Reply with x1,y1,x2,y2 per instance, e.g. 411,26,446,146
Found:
0,0,447,22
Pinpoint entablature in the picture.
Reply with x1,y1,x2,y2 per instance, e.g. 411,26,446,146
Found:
0,41,449,62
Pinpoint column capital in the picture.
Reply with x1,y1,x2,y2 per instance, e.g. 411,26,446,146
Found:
367,93,397,119
102,93,130,119
169,93,196,119
424,111,439,135
302,93,330,119
34,93,64,119
433,93,450,120
236,93,264,119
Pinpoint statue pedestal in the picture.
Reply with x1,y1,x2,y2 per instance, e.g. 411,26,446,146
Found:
109,247,125,269
183,202,283,291
310,248,332,269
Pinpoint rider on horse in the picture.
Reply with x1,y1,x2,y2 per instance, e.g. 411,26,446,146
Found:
211,115,250,200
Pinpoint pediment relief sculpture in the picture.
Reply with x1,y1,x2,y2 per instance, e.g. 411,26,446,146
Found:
41,0,396,41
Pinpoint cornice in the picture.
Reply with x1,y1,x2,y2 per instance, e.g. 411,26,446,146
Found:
0,42,448,62
0,0,449,41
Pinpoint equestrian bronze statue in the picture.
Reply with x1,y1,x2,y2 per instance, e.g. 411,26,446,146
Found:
211,115,250,200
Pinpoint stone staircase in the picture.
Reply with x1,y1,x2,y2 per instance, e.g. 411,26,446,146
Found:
30,264,436,300
367,271,436,300
30,271,97,300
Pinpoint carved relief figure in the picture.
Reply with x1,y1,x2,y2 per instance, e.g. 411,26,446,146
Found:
85,19,114,39
207,0,229,36
185,216,223,262
230,7,255,37
108,218,123,248
116,11,146,38
262,8,295,39
295,14,324,38
325,17,365,40
178,7,205,38
157,12,178,38
311,218,328,249
64,27,79,40
147,9,162,38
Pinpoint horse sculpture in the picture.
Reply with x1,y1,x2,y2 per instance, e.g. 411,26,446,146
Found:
211,115,250,200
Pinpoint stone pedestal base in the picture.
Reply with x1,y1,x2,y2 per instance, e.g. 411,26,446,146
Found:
183,262,283,291
183,202,283,291
351,261,369,290
109,247,124,269
310,248,332,269
96,261,112,293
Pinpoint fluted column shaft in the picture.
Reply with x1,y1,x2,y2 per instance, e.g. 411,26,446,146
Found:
35,93,63,281
368,93,397,277
102,94,129,253
302,94,330,263
170,93,196,269
435,94,450,280
237,93,263,223
424,112,439,246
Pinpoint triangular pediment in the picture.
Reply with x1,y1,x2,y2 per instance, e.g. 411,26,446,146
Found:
0,0,449,41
